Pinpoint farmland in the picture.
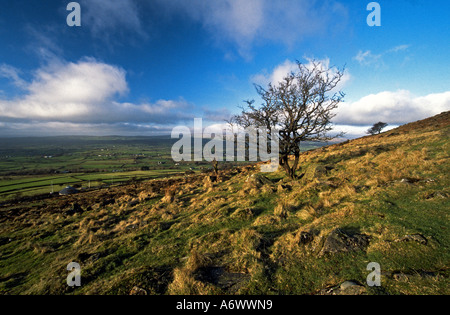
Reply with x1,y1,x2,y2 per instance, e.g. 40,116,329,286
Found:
0,135,327,202
0,136,195,201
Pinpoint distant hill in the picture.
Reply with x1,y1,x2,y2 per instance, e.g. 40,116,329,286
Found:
0,111,448,295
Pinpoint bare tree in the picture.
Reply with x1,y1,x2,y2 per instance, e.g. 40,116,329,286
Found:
367,122,388,135
231,60,345,179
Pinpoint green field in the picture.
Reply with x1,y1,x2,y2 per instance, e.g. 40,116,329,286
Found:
0,136,326,201
0,136,190,201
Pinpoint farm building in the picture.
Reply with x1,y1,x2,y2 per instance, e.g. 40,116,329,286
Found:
59,186,79,196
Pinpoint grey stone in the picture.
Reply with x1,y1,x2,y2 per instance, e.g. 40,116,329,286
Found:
340,280,361,290
396,234,428,245
320,228,370,256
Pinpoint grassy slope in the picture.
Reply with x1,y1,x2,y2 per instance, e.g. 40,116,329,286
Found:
0,112,448,295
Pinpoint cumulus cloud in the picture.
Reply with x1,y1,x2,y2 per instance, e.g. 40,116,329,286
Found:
1,59,127,121
251,59,298,87
335,90,450,125
251,58,351,91
0,59,195,135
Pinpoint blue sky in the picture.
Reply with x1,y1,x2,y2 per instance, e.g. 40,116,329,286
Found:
0,0,449,137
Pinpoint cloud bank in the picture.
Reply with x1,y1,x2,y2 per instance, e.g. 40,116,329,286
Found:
0,58,195,135
336,90,450,125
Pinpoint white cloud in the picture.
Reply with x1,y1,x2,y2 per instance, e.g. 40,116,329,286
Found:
354,50,382,66
354,44,411,67
0,59,195,131
0,59,128,121
387,44,410,53
251,59,298,87
335,90,450,125
251,58,351,91
0,64,27,89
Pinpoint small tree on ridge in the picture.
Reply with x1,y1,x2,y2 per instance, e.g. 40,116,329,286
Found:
367,122,388,135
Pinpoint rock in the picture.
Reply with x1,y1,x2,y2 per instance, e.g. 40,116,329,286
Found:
195,266,250,294
396,234,428,245
340,280,360,290
320,281,366,295
129,286,147,295
422,191,447,200
400,178,420,184
393,273,409,282
320,228,370,256
245,174,272,188
338,281,366,295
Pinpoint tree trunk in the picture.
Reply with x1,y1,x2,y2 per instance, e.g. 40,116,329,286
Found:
291,150,300,179
280,152,299,179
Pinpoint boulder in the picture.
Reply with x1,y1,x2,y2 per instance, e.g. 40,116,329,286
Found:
338,281,366,295
395,234,428,245
129,286,147,295
245,174,272,189
320,228,370,256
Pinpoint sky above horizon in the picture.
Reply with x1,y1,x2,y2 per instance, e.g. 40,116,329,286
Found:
0,0,449,138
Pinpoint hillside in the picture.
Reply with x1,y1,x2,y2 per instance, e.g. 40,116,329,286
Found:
0,112,449,295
